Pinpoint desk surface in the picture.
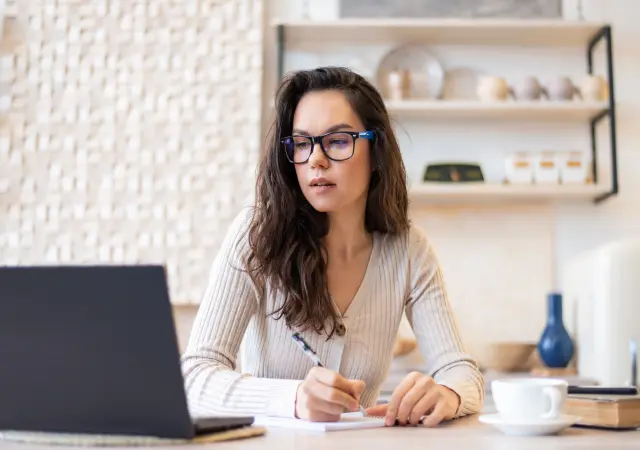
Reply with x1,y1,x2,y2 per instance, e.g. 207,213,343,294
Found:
220,416,637,450
1,416,637,450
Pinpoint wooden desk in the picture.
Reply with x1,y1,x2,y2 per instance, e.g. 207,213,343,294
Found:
2,416,636,450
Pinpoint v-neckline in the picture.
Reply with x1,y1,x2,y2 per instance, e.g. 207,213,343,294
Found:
330,232,380,321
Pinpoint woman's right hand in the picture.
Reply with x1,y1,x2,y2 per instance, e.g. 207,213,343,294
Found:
295,367,366,422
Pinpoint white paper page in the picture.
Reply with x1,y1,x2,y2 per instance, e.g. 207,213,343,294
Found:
253,412,386,432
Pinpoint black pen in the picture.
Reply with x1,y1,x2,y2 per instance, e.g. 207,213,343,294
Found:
291,332,367,416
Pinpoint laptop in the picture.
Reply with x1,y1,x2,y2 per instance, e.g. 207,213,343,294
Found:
0,265,254,439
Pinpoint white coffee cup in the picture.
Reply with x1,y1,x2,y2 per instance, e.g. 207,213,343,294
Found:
492,378,568,423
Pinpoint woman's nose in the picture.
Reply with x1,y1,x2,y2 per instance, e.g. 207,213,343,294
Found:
308,142,329,168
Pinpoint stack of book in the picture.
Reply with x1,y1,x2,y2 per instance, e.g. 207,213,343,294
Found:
566,394,640,429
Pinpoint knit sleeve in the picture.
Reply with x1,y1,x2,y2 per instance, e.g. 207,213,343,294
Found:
404,226,485,418
180,208,302,419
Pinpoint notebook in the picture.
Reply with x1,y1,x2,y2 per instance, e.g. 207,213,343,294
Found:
253,412,386,432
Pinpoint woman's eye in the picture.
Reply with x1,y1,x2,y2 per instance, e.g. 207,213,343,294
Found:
330,140,348,146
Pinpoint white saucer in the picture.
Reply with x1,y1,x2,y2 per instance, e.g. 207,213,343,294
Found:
479,413,581,437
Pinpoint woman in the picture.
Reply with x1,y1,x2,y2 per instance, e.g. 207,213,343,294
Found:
181,67,484,427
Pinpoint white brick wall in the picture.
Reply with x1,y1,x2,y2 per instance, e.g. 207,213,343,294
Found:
0,0,263,304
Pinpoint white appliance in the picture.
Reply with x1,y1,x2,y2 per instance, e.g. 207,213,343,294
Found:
562,239,640,387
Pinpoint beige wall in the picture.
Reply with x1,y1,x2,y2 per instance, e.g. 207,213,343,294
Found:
0,0,263,305
173,305,198,353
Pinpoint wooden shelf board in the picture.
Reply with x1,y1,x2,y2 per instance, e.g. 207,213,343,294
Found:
409,183,608,203
386,100,609,121
273,18,607,46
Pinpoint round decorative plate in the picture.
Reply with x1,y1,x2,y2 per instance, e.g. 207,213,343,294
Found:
375,45,445,100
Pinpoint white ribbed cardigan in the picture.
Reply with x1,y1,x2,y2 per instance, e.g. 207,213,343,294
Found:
181,208,484,419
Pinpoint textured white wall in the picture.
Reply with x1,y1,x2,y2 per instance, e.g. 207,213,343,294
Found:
0,0,263,305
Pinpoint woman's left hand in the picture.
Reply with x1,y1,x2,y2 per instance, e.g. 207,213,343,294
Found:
365,372,460,427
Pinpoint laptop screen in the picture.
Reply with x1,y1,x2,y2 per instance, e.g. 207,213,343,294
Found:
0,265,195,438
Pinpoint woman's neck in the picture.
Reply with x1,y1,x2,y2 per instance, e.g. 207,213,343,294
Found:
324,210,371,262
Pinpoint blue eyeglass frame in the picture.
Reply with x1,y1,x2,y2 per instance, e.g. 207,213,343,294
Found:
281,130,376,164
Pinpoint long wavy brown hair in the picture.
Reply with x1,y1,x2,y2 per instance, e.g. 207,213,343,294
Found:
245,66,410,337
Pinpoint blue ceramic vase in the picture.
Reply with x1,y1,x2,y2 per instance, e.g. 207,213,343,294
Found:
537,292,575,368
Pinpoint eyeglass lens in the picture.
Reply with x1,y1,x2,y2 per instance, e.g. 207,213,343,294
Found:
284,132,354,163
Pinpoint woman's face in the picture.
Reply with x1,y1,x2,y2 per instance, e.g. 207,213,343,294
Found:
290,90,372,214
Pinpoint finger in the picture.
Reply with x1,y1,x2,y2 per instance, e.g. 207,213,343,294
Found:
312,368,365,407
351,380,366,399
302,376,357,412
365,404,387,417
397,382,431,426
420,399,447,428
409,390,440,425
307,395,349,416
312,382,358,411
386,372,421,426
313,367,361,395
306,409,341,423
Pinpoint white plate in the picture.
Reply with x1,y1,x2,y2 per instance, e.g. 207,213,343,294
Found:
375,45,444,100
479,413,581,437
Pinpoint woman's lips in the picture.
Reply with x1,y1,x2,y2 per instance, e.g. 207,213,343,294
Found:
309,184,336,194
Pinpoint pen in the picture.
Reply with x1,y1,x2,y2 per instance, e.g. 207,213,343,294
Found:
291,332,367,416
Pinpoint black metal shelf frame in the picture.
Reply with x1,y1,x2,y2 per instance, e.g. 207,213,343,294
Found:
275,24,619,204
588,25,618,203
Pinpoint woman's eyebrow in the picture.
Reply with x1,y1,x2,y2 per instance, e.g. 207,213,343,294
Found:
292,123,354,135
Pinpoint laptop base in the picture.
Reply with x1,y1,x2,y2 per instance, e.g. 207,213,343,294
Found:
193,416,255,435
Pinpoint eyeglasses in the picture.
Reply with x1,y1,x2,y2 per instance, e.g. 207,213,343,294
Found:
281,130,375,164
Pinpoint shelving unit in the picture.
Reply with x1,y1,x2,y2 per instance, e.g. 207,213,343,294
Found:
273,18,618,204
384,100,609,122
409,182,609,204
272,18,606,46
